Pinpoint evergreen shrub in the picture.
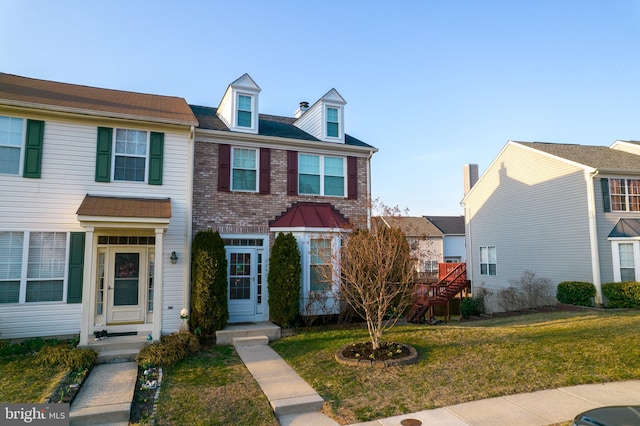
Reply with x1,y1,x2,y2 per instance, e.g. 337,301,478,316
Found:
556,281,596,306
268,233,301,327
602,282,640,308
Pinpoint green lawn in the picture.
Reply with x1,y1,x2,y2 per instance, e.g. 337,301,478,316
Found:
271,310,640,424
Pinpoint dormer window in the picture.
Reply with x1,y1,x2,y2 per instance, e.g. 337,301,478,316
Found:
237,94,253,128
326,107,339,138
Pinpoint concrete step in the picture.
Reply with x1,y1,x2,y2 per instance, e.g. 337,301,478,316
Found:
272,394,325,416
233,335,269,346
216,321,281,345
84,335,149,364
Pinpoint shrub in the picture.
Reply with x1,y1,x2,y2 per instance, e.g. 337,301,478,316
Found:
556,281,596,306
602,282,640,308
35,345,97,370
268,233,301,327
460,297,482,319
191,229,228,334
0,337,60,357
136,331,200,368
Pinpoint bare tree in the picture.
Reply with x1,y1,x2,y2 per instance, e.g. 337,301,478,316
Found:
334,221,414,350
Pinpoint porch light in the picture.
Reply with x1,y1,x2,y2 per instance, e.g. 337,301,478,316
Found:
170,251,178,264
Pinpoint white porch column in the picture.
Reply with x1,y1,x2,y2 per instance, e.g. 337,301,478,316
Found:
79,226,95,346
152,227,165,341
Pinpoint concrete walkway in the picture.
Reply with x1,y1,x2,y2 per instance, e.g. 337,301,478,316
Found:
235,337,640,426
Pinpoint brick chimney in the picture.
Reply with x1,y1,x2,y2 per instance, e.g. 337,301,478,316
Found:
463,164,478,195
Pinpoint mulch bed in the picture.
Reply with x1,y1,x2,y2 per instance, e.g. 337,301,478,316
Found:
130,366,161,424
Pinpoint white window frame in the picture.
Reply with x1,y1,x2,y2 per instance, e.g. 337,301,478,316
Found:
231,147,259,192
0,115,25,176
611,240,640,282
235,93,255,130
112,128,150,183
325,106,340,139
609,178,640,212
0,231,69,304
479,245,497,276
298,153,346,197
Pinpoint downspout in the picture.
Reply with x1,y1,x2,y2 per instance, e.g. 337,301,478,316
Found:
367,150,373,230
184,125,195,314
586,169,603,305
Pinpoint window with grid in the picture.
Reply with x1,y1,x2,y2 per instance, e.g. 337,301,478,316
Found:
479,246,496,276
310,239,332,292
610,178,640,212
114,129,148,182
237,94,252,128
618,243,636,282
0,116,24,175
0,231,24,303
232,148,257,191
299,154,345,196
326,107,339,138
26,232,66,302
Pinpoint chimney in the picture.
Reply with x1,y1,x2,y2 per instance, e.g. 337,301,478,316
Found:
294,101,309,118
463,164,478,195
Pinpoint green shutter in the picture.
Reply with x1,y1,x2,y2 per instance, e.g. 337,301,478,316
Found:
601,178,611,212
95,127,113,182
23,119,45,178
148,132,164,185
67,232,86,303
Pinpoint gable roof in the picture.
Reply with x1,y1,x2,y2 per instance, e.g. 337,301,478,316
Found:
376,216,443,237
0,73,198,126
270,202,348,229
190,104,375,149
514,141,640,172
425,216,465,235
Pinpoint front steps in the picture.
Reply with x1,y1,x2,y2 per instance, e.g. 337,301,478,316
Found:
215,321,281,345
85,334,150,364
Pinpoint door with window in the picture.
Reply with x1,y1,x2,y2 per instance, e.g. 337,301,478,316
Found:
107,249,147,324
227,248,257,318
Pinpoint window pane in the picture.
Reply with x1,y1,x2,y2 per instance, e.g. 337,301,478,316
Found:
327,107,339,137
324,176,344,196
479,247,487,263
114,129,147,181
0,231,24,280
610,179,627,211
0,281,19,303
26,280,63,302
238,95,252,111
233,148,256,168
0,116,23,147
324,157,343,176
310,265,331,292
299,154,320,174
237,95,252,127
115,156,145,182
0,146,20,174
299,174,320,194
237,110,251,127
619,243,635,268
327,122,339,138
114,253,139,306
232,169,257,190
27,232,66,279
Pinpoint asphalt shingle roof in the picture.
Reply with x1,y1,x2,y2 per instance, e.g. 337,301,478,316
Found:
376,216,443,237
515,141,640,171
76,195,171,219
190,104,374,148
0,73,197,126
425,216,465,235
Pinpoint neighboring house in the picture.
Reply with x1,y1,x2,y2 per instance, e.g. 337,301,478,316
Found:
462,140,640,312
191,74,377,321
0,73,198,344
424,216,466,263
375,216,443,273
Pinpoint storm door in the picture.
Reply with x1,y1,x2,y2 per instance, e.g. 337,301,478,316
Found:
107,248,147,324
227,248,257,318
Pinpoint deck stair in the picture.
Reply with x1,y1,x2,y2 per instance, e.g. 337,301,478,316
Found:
407,263,470,323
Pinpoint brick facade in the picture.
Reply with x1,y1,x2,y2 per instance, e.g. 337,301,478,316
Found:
192,140,370,237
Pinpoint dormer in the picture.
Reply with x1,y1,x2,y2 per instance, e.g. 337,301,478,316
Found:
216,73,261,134
293,88,346,143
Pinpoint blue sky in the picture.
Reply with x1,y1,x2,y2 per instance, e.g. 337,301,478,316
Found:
2,0,640,215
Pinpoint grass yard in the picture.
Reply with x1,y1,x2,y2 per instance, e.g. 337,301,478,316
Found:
153,345,278,426
271,310,640,424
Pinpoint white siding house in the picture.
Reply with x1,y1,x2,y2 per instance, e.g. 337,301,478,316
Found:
462,140,640,312
0,73,197,344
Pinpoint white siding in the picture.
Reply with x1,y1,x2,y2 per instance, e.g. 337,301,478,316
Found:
464,143,593,312
0,118,191,339
443,235,466,262
293,102,323,140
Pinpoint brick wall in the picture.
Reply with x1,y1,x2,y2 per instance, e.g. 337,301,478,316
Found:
192,140,370,236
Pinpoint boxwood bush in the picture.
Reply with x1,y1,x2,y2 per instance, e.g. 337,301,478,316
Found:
136,331,200,368
602,282,640,308
556,281,595,306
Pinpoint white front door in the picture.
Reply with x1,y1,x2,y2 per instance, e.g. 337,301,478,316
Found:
107,248,147,324
227,248,256,319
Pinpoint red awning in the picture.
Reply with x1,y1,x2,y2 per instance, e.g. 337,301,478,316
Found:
270,202,348,228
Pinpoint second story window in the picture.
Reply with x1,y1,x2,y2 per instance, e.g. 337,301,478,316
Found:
232,147,257,191
326,107,339,138
237,94,253,128
0,116,24,175
114,129,148,182
610,178,640,212
299,154,345,196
